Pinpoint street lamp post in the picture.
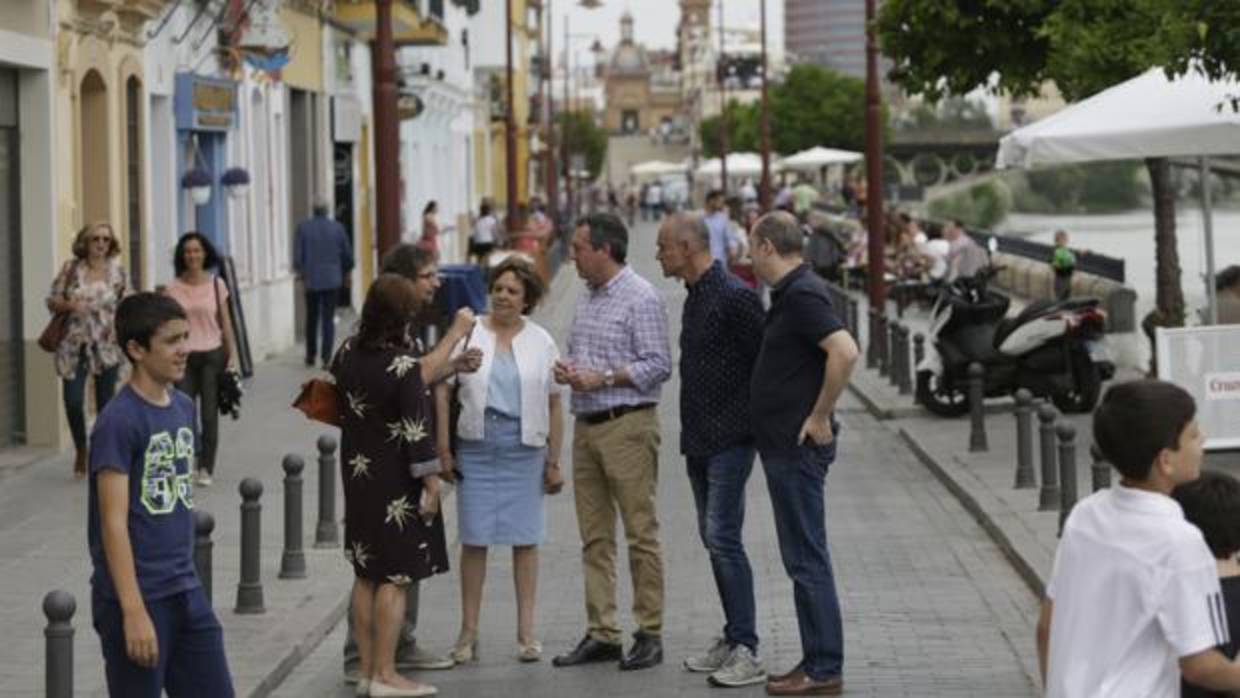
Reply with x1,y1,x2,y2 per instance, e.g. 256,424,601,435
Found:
717,0,728,195
543,0,558,225
505,0,521,234
372,0,401,258
758,0,771,212
864,0,886,308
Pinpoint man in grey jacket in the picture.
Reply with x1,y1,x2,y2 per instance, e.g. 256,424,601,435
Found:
294,198,354,368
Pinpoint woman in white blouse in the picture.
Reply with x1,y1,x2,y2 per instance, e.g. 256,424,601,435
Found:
435,257,564,664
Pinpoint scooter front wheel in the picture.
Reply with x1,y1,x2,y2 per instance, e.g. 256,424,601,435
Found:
916,370,970,417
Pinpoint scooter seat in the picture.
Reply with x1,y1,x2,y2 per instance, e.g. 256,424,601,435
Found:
993,299,1059,348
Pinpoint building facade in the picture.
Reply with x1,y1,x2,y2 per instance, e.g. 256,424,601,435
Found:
784,0,865,78
603,12,682,136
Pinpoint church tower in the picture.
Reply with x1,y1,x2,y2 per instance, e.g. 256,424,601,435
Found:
677,0,712,69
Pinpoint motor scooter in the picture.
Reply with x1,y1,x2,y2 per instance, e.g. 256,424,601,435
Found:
914,267,1115,417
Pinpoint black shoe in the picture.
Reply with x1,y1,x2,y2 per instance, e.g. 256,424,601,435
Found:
619,631,663,671
304,356,315,367
552,635,623,667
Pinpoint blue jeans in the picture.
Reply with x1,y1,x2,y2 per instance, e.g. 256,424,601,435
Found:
64,352,119,451
686,445,758,651
760,435,843,680
304,288,338,364
92,586,234,697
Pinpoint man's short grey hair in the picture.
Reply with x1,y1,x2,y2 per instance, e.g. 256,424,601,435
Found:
752,211,804,256
666,211,710,251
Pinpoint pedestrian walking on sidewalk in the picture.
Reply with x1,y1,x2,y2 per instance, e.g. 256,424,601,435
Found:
1037,380,1240,697
330,275,452,698
340,245,481,685
1050,229,1076,301
294,198,354,369
747,211,859,696
88,293,234,697
434,257,565,665
418,201,441,258
470,201,499,267
46,222,127,479
655,213,768,688
551,213,672,672
164,233,238,488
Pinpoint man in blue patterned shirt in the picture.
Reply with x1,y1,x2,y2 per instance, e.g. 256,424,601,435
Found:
656,212,767,688
552,213,673,672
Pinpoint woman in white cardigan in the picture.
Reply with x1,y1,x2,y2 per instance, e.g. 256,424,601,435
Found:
435,258,565,664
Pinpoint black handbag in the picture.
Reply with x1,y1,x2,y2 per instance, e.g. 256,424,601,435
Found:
219,369,243,420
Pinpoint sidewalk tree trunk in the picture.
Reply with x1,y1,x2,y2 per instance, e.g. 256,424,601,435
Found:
877,0,1240,339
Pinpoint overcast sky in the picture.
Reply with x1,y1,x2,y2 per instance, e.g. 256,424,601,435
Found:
553,0,785,62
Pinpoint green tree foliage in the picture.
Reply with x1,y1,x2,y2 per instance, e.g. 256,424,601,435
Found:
698,65,883,158
1011,162,1145,214
877,0,1240,337
559,111,608,180
897,98,993,132
928,180,1012,230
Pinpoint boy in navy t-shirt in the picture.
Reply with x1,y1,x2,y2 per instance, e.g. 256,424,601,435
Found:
88,292,233,697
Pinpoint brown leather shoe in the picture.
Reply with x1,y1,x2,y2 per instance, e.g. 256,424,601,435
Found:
765,669,843,696
767,666,803,684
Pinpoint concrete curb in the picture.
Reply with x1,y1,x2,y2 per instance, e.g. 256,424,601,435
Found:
895,427,1047,598
249,594,350,698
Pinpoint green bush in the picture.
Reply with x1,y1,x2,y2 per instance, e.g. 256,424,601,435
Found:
1012,161,1145,213
927,180,1012,229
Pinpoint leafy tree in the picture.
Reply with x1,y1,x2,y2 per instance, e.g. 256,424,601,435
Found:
697,64,885,158
897,97,993,132
699,101,759,158
878,0,1240,349
559,111,607,180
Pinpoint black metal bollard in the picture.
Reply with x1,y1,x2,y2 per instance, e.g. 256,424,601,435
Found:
848,297,860,339
280,455,307,579
193,509,215,603
314,435,340,548
1013,389,1037,489
1057,423,1079,535
896,325,913,395
887,322,901,387
1037,405,1061,511
1090,444,1111,492
913,332,925,367
43,590,75,698
235,478,266,614
866,308,879,369
968,363,988,452
876,313,890,377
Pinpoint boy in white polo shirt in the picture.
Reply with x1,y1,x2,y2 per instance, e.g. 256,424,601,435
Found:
1037,380,1240,697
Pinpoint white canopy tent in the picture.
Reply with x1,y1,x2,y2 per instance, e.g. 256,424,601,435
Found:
629,159,687,178
695,152,773,179
995,65,1240,323
779,146,863,171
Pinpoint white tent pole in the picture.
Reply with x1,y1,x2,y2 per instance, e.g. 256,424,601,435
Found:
1201,156,1218,325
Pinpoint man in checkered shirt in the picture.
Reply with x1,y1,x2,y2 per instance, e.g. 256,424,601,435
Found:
552,213,673,673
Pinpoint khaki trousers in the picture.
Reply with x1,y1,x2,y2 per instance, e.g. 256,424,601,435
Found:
572,407,663,643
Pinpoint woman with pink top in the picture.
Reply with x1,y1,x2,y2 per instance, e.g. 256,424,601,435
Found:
163,232,237,486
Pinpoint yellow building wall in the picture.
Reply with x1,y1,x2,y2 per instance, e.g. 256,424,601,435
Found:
0,1,49,36
279,7,325,92
43,5,152,447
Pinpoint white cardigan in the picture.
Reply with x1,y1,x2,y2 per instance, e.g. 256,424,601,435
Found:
452,318,562,447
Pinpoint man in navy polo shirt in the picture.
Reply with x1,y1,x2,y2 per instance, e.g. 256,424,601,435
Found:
747,211,859,696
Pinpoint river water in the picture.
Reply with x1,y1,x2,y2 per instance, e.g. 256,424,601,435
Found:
994,205,1240,369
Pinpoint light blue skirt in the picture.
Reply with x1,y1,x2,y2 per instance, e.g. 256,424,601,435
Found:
456,409,546,546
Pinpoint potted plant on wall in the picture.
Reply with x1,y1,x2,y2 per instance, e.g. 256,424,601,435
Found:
181,168,212,206
221,167,251,199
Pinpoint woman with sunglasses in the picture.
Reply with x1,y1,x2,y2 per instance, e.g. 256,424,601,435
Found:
46,222,128,478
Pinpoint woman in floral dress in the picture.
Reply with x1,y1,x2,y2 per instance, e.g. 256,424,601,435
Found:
331,274,449,698
46,222,127,478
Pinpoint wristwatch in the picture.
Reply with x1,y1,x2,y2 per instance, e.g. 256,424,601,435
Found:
603,369,615,388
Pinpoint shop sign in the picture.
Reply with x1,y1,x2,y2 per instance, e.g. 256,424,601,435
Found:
175,73,238,132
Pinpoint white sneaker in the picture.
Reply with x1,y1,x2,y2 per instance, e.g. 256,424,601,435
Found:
195,471,213,487
708,645,767,687
684,636,731,673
